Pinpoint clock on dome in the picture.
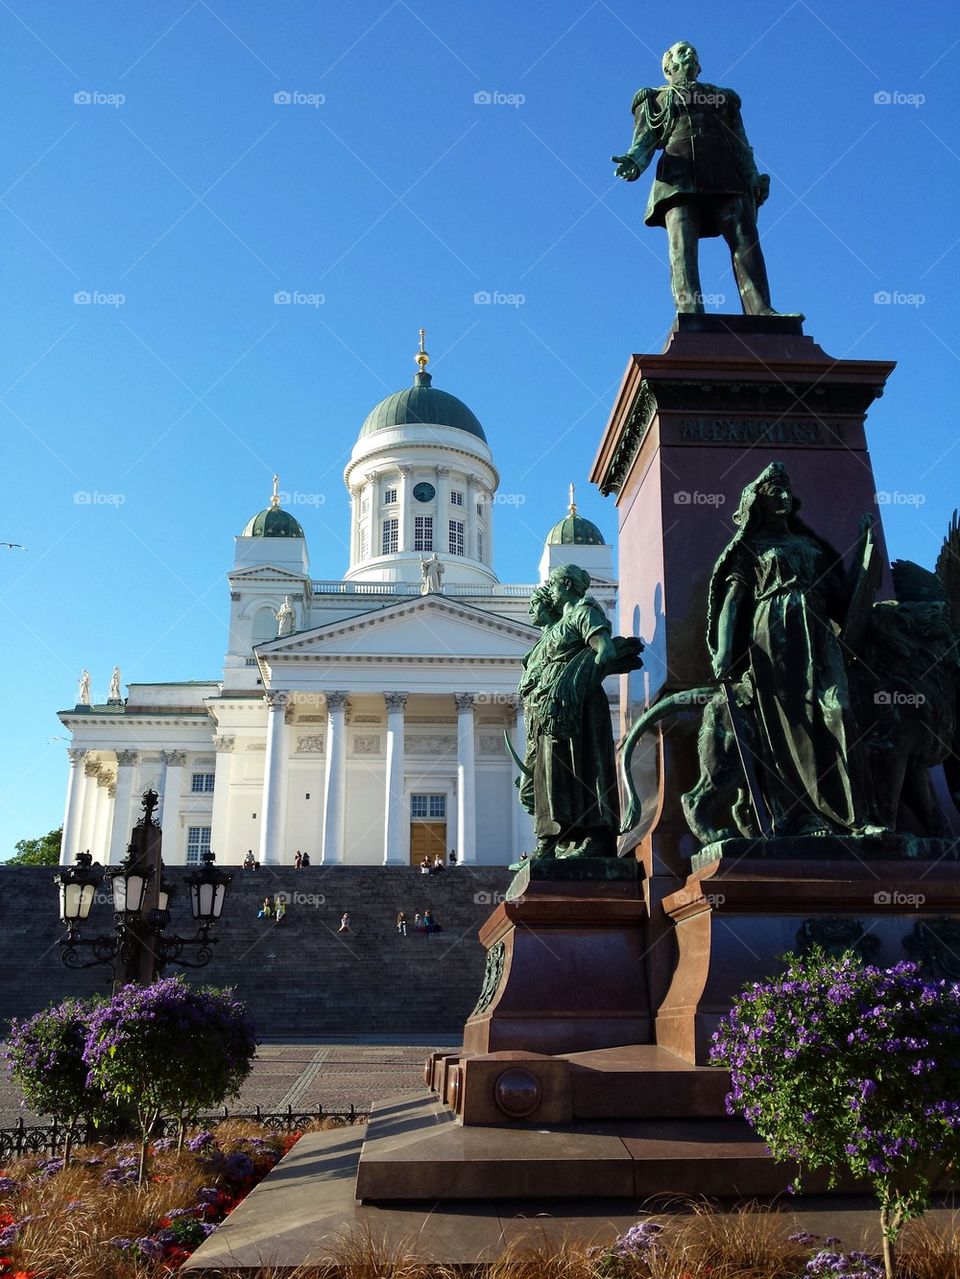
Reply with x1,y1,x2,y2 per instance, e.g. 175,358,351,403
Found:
413,482,436,503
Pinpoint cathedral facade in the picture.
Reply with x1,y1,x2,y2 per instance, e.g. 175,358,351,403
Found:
57,345,618,867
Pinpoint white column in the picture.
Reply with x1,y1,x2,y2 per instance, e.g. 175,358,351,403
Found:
509,698,536,861
258,692,288,866
60,748,87,864
348,484,361,567
435,465,450,556
455,693,477,864
108,750,138,864
383,692,408,865
466,476,479,561
91,772,113,862
78,760,101,854
210,736,235,859
322,691,348,864
397,465,413,553
160,750,187,864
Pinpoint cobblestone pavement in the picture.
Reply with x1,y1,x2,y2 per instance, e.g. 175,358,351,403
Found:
0,1039,460,1126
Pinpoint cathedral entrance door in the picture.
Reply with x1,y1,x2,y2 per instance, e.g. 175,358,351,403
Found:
409,822,445,866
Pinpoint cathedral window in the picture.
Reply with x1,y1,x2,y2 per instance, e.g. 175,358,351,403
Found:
411,793,446,818
414,516,433,552
449,520,464,556
381,518,399,555
186,825,211,865
476,501,484,518
191,773,215,793
384,486,398,505
359,528,369,560
450,489,463,507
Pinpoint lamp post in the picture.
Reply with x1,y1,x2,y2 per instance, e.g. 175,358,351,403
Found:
55,789,232,987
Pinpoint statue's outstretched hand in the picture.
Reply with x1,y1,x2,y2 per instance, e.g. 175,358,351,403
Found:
611,154,640,181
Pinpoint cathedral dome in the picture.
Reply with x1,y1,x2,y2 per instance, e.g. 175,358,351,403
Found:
241,478,305,539
359,370,486,442
545,486,605,546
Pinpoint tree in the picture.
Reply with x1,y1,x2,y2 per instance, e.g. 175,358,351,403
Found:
7,827,62,865
712,949,960,1279
83,975,257,1183
5,997,107,1164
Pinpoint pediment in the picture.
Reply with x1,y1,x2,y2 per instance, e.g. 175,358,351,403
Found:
256,595,538,661
230,566,309,585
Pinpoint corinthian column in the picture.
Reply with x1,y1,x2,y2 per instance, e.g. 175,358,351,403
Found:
160,750,187,863
258,692,289,866
108,750,139,864
78,760,101,854
210,736,235,859
60,748,86,865
383,692,408,864
455,693,477,864
322,691,349,864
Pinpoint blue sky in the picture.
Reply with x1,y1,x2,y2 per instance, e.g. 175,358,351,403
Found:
3,0,959,854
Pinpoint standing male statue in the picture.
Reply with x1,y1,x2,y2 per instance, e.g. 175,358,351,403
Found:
77,669,91,706
420,553,444,595
275,595,296,637
108,665,122,702
612,40,779,316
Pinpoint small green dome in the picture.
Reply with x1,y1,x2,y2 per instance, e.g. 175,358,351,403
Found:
359,371,487,442
546,513,606,546
242,481,305,538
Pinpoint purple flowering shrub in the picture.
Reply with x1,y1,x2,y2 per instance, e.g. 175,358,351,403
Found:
4,997,106,1162
83,976,257,1182
711,949,960,1278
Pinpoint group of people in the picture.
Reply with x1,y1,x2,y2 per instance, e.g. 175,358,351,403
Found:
256,895,287,923
396,910,441,936
243,849,313,870
420,850,456,874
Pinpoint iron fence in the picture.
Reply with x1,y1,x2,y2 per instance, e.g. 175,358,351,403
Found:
0,1104,367,1160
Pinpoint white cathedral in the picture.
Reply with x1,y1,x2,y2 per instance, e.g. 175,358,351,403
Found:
57,339,619,868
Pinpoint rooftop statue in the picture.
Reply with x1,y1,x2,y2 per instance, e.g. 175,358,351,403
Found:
612,40,780,316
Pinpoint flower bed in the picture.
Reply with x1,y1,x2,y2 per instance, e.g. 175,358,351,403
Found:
0,1120,306,1278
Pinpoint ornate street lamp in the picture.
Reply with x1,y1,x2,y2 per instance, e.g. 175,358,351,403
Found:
54,851,103,925
54,789,232,984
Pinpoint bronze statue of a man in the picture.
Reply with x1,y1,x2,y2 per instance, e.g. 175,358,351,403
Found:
612,40,778,316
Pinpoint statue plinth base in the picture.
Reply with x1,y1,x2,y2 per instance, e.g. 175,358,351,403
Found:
462,863,651,1058
657,844,960,1065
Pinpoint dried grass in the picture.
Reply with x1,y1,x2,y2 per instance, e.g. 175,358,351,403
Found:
898,1213,960,1279
642,1201,812,1278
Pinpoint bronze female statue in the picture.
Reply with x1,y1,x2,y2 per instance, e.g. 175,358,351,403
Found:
706,462,859,836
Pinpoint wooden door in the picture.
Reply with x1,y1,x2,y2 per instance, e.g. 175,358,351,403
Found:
410,823,445,865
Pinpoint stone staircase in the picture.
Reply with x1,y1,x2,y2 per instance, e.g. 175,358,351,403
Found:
0,864,513,1038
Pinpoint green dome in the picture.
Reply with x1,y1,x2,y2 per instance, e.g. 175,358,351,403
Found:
359,371,486,442
546,512,606,546
241,506,305,539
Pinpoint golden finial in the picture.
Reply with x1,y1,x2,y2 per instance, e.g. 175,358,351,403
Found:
568,482,577,516
415,328,430,374
270,474,281,509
